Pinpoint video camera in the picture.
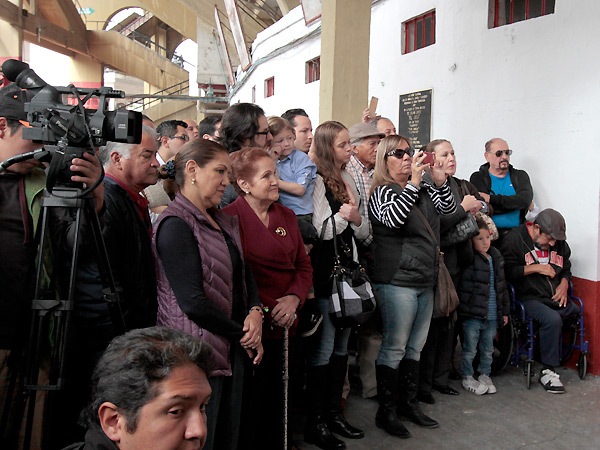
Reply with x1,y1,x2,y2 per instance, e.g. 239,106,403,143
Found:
0,59,142,190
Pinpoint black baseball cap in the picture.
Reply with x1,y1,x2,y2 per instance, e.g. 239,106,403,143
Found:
535,208,567,241
0,83,32,121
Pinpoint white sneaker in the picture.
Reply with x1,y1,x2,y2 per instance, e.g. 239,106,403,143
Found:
478,374,497,394
539,369,565,394
462,376,488,395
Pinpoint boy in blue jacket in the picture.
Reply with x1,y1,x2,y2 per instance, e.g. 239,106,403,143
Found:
457,217,510,395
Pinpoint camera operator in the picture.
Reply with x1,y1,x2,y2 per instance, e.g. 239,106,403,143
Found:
0,83,105,449
45,124,160,448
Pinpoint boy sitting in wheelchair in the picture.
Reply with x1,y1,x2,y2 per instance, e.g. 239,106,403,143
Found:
457,217,510,395
500,208,579,393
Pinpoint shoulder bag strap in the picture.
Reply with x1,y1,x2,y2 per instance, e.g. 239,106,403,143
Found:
413,206,439,247
316,214,341,264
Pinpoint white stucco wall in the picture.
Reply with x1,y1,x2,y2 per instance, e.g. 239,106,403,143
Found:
232,0,600,281
230,7,321,122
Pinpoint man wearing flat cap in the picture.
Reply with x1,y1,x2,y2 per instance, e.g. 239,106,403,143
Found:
346,122,385,399
500,208,579,394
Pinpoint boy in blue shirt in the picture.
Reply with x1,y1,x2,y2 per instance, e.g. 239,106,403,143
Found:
268,116,316,224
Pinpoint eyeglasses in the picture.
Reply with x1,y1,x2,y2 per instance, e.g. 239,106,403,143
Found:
489,149,512,157
255,128,271,136
170,134,190,142
386,147,415,159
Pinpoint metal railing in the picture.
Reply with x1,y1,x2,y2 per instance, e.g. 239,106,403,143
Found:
119,79,190,111
117,80,230,112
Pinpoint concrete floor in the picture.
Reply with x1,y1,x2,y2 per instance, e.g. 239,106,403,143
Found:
295,364,600,449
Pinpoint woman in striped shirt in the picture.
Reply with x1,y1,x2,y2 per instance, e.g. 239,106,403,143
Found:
368,135,455,439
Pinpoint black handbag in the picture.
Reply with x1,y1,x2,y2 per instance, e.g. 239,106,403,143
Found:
440,180,481,247
440,212,479,247
319,216,376,329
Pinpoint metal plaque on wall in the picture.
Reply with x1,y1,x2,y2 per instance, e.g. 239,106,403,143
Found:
398,89,432,149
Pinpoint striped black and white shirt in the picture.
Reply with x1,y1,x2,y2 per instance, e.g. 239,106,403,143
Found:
368,180,456,228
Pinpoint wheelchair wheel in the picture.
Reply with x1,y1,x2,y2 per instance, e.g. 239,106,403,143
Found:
559,319,578,365
525,360,533,389
577,353,588,380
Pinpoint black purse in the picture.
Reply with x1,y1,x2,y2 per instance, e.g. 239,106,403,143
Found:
440,180,480,247
319,216,376,329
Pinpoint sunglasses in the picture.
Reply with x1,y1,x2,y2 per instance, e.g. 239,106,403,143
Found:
255,128,271,136
489,149,513,157
386,147,415,159
170,134,190,142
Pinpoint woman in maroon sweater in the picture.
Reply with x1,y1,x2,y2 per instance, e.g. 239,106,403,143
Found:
223,148,312,449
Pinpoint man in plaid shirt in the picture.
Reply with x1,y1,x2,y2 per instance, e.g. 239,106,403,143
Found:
346,122,385,399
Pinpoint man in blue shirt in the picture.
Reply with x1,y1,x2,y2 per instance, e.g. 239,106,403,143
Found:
470,138,533,239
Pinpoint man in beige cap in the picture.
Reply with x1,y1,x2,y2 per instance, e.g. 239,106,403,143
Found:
346,122,384,399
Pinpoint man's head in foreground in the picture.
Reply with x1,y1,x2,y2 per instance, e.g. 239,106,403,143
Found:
82,327,213,450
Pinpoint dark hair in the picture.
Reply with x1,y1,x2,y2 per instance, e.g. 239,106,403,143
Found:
5,118,21,136
475,216,489,231
81,327,214,432
142,114,153,122
198,115,223,138
218,103,265,153
281,108,309,127
173,139,228,186
314,121,350,203
229,147,271,196
156,120,188,147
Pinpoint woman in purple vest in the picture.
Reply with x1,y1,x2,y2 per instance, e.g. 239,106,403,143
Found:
152,139,264,450
223,147,313,449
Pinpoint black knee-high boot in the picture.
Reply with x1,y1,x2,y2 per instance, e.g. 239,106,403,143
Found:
397,359,439,428
326,355,364,439
304,364,346,450
375,365,411,438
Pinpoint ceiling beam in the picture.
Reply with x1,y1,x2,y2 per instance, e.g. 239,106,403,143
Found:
37,0,87,36
0,0,89,55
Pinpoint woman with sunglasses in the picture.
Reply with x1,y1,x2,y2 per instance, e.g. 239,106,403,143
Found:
368,135,456,439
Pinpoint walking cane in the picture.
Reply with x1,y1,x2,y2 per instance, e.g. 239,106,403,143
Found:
282,325,289,450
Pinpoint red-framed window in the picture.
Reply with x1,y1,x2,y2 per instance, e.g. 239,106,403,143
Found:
403,10,435,55
490,0,555,28
305,57,320,83
265,77,274,98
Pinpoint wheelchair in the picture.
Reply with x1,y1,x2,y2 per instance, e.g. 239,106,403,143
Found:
490,283,589,389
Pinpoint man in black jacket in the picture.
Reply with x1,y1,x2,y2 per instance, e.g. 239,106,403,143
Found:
49,125,160,448
470,138,533,239
500,209,579,394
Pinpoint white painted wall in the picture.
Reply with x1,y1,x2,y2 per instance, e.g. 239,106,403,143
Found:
232,0,600,281
231,7,321,122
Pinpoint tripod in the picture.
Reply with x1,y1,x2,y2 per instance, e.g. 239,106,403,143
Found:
1,185,125,450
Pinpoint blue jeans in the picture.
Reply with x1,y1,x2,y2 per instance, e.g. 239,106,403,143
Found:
309,297,352,367
461,318,497,377
376,284,434,369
